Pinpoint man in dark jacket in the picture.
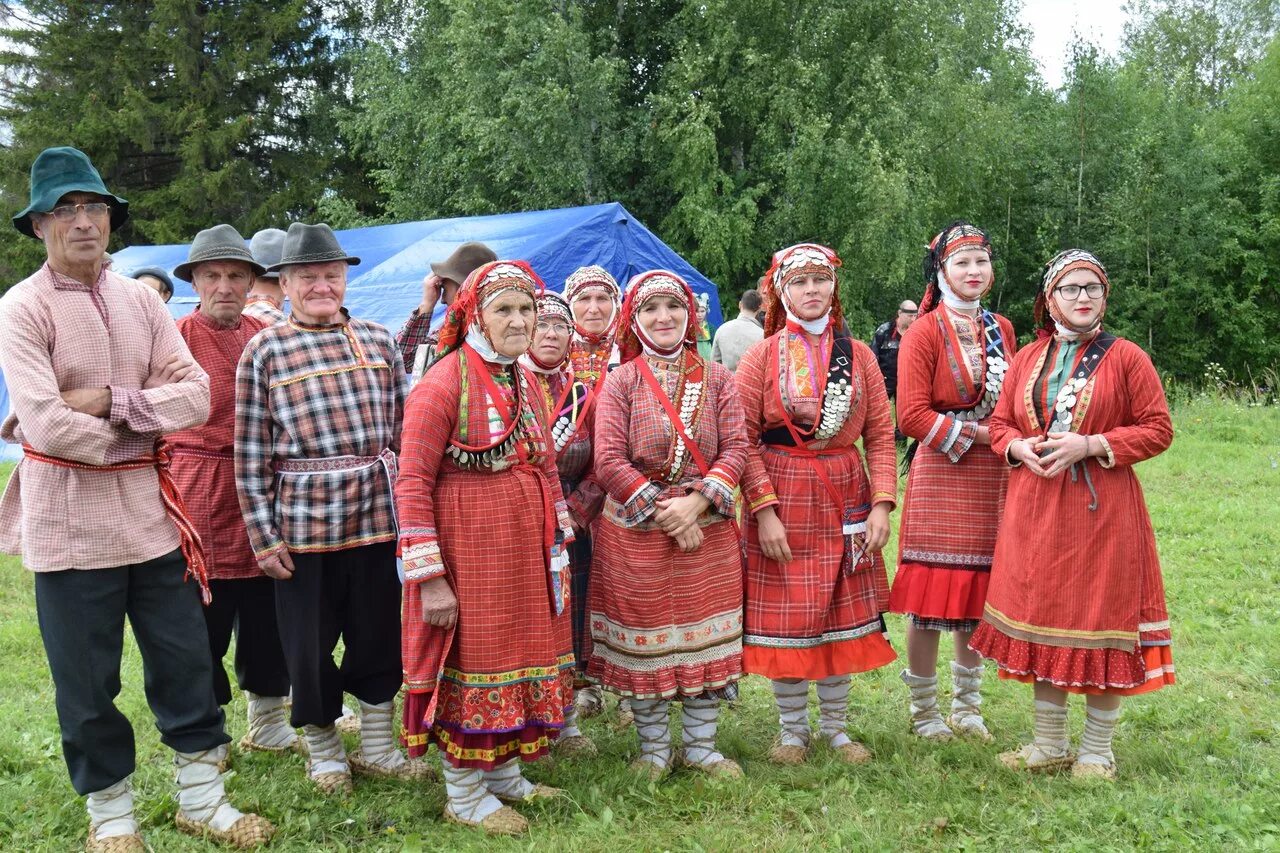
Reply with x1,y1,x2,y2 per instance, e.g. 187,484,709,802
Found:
870,299,917,399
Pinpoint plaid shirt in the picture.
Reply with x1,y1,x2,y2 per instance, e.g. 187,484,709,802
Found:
243,295,286,326
0,264,210,570
395,308,436,377
235,315,406,557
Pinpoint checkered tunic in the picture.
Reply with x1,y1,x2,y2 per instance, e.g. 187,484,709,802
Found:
234,315,405,557
242,295,286,325
0,264,210,571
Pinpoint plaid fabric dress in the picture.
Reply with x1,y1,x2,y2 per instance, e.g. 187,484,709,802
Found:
737,330,899,679
889,308,1016,630
970,334,1175,694
398,348,574,769
586,351,748,700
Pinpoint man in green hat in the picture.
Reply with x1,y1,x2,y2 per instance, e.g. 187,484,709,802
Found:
0,147,274,851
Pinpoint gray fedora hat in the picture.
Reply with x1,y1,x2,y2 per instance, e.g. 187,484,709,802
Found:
268,222,360,272
431,241,496,284
129,266,174,297
173,224,265,282
249,228,287,280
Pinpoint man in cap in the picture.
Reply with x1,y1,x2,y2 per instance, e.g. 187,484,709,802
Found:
235,221,427,794
0,147,274,850
394,240,497,379
243,228,287,324
169,225,297,765
871,299,918,401
130,265,174,303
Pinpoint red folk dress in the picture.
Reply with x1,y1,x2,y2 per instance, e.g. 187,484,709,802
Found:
168,310,266,580
587,351,748,700
397,346,575,769
737,328,898,679
889,307,1016,629
970,334,1175,694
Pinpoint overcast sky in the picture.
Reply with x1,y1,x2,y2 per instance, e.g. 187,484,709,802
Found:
1020,0,1133,88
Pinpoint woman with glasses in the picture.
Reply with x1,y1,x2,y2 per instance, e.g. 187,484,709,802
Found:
970,250,1174,780
889,222,1016,742
736,243,898,765
520,289,604,757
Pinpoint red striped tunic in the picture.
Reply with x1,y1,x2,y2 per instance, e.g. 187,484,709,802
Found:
970,334,1175,694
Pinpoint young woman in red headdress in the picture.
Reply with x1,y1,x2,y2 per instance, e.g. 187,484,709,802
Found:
397,261,575,837
890,222,1016,741
970,250,1174,780
587,270,749,781
736,243,898,765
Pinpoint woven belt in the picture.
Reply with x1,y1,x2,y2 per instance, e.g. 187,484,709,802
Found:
273,449,399,532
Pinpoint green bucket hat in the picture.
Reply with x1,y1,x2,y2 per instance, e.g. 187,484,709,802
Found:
13,146,129,239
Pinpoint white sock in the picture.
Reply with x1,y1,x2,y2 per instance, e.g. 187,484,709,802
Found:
86,777,137,839
816,675,853,749
771,680,811,748
681,697,725,767
482,760,534,799
444,764,503,823
244,692,298,749
1033,699,1070,757
174,748,244,832
1078,705,1120,766
562,705,583,739
303,724,349,776
357,699,406,769
630,698,671,769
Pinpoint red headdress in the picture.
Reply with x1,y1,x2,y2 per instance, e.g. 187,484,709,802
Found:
1034,249,1110,338
523,290,573,371
435,260,546,360
761,242,847,338
919,222,993,315
616,269,699,364
564,265,621,345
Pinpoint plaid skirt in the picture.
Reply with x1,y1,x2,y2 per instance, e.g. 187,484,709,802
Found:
401,467,573,769
587,514,743,700
889,441,1007,622
743,445,896,680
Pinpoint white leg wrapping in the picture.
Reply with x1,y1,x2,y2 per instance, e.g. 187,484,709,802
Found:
816,675,853,749
949,661,991,738
901,670,954,738
1078,705,1119,766
1033,699,1071,758
303,724,349,776
482,760,535,800
771,679,811,747
631,698,672,770
86,777,137,839
244,692,298,750
680,697,725,767
562,705,583,739
174,749,245,833
443,764,503,823
356,699,407,770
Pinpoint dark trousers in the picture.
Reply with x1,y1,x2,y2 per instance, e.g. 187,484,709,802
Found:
34,549,229,795
203,577,291,706
274,541,401,728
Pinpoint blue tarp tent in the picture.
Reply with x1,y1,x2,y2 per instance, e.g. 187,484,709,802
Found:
0,203,721,460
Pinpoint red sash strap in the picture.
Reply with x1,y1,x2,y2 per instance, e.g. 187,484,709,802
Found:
777,410,845,510
22,443,212,604
636,358,711,477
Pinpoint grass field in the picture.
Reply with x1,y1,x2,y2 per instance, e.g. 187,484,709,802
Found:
1,395,1277,851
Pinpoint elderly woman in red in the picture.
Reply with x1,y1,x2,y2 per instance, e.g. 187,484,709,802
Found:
736,243,898,765
587,270,749,780
397,261,575,837
520,289,605,756
970,250,1174,780
889,222,1016,741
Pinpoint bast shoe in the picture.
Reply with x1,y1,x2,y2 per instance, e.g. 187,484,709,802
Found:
444,804,529,836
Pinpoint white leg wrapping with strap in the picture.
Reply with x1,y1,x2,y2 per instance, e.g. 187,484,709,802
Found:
771,679,811,747
356,699,407,771
562,705,583,739
244,692,298,750
949,661,991,738
680,697,725,767
816,675,853,749
901,670,954,738
86,777,137,839
1078,705,1119,766
631,698,672,770
174,749,246,833
443,764,503,823
482,760,534,800
1033,699,1071,758
303,724,349,776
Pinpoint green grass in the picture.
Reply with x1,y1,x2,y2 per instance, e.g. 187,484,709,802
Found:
1,395,1278,851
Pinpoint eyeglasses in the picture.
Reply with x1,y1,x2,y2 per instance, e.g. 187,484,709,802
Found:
46,202,111,222
535,321,571,334
1057,283,1106,300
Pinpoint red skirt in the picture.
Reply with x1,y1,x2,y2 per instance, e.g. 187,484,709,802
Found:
402,468,573,769
972,622,1175,695
743,445,895,680
889,440,1007,621
587,515,743,699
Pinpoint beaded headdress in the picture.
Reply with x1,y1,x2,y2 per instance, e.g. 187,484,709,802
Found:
617,270,698,363
435,260,544,359
1035,249,1110,334
762,243,847,337
920,222,993,314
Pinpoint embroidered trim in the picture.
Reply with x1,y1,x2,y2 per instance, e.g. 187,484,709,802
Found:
744,621,886,649
900,549,994,567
